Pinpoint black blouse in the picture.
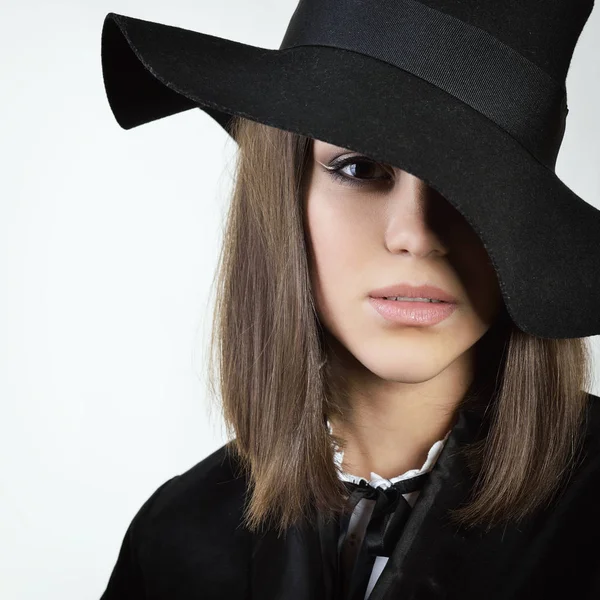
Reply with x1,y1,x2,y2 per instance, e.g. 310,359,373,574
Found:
98,393,600,599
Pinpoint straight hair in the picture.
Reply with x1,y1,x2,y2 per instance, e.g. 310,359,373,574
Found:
206,115,593,537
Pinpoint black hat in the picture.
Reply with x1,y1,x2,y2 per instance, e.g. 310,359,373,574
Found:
100,0,599,338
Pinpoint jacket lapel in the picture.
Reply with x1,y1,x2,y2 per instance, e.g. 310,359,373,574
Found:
367,400,585,600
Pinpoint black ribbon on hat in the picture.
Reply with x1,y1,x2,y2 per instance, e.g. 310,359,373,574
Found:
320,472,430,600
280,0,568,171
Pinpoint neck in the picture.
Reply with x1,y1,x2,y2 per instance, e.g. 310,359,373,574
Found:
326,352,472,481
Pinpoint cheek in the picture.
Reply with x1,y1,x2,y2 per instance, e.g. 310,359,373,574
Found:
303,186,503,372
304,192,372,327
439,215,503,325
455,242,503,325
305,193,367,279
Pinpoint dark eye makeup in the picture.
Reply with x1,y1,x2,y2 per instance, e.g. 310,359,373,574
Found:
319,155,394,188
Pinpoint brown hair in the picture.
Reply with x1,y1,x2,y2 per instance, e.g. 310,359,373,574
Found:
205,114,593,536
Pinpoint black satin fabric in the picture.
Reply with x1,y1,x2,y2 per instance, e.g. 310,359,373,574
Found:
99,394,600,600
318,474,429,600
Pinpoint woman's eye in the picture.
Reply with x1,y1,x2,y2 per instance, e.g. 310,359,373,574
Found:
324,156,393,188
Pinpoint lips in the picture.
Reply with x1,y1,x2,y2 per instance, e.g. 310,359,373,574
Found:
368,283,457,303
368,296,458,325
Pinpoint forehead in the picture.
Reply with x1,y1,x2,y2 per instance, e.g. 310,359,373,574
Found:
313,139,353,153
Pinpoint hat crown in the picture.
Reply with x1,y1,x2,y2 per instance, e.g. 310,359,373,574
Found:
280,0,594,85
278,0,596,171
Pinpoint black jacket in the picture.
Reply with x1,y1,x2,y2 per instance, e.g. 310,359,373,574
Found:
99,393,600,599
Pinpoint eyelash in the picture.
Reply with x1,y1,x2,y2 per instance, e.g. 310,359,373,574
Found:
324,156,394,188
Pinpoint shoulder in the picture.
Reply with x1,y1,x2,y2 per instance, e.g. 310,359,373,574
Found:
139,441,248,527
524,392,600,597
104,442,252,599
583,391,600,453
138,440,251,550
555,391,600,506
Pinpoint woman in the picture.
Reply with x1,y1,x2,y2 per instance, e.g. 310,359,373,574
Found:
98,1,600,598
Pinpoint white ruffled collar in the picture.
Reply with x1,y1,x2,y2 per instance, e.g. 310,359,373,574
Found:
327,419,451,490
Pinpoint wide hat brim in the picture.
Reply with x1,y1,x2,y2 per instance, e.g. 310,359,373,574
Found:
101,12,600,339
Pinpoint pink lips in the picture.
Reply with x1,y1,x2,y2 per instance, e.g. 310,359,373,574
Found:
368,297,457,326
368,283,457,304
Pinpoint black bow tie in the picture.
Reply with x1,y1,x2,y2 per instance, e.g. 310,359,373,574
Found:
342,472,430,557
319,472,430,600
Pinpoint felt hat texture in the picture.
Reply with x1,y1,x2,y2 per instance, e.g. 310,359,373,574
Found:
100,0,599,339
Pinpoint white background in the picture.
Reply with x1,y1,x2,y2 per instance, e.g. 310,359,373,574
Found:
1,1,599,598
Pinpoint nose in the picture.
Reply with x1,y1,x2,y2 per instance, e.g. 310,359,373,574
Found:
383,170,450,258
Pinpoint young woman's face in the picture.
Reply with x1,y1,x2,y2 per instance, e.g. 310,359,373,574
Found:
303,139,504,383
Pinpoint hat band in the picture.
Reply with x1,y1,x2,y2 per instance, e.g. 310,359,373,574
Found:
279,0,568,170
